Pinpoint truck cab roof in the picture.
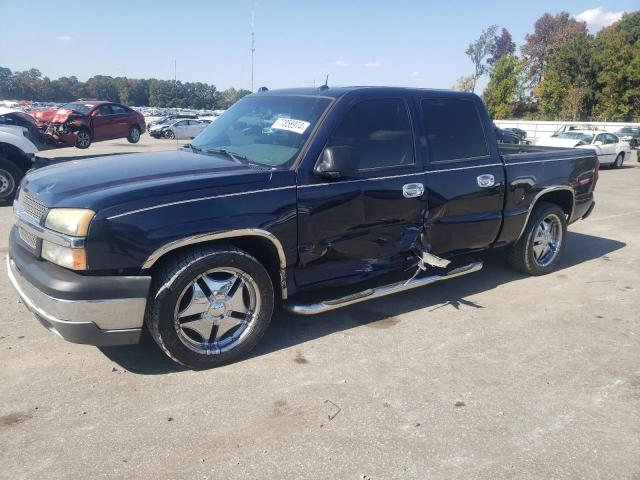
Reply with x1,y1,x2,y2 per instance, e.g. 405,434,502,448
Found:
252,86,478,100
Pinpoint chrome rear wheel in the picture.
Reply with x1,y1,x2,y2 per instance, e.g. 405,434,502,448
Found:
532,214,563,267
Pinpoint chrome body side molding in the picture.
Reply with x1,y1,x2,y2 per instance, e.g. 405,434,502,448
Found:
514,186,575,243
283,262,483,315
142,228,289,299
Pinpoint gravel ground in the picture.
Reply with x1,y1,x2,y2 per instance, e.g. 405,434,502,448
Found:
0,145,638,479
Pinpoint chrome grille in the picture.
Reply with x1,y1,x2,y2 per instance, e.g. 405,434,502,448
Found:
20,191,47,222
19,227,39,250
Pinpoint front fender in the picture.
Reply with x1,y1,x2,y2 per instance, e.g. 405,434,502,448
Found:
85,175,298,273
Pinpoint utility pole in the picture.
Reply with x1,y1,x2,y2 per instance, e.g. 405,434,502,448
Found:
251,0,255,92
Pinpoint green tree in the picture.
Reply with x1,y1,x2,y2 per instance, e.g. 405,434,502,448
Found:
489,28,516,66
537,32,595,120
465,25,498,92
219,88,251,108
591,12,640,121
483,55,524,119
452,75,474,92
522,12,587,89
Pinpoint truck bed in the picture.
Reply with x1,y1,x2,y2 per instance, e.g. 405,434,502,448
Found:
498,143,594,163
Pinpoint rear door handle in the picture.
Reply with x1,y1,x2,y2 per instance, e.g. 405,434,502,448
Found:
402,183,424,198
477,174,495,187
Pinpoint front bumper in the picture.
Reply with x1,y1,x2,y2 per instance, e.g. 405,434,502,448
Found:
7,231,151,346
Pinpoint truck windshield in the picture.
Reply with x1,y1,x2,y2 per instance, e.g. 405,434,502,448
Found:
191,95,331,168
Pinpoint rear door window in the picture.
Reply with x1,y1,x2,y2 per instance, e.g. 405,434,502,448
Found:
327,98,414,171
421,98,489,162
110,104,127,114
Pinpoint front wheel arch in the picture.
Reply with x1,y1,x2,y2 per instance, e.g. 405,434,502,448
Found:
144,232,287,300
145,244,275,369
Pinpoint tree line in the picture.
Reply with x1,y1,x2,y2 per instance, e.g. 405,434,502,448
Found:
0,68,251,109
457,11,640,122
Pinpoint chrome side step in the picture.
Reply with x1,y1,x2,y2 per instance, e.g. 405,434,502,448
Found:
283,261,483,315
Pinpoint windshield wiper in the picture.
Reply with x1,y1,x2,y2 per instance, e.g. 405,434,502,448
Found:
206,148,249,164
183,143,202,153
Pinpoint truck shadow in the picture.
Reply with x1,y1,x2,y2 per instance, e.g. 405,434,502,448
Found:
99,231,625,374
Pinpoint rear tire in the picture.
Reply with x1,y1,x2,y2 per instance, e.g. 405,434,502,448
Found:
145,245,275,369
75,128,92,149
507,202,567,276
127,125,141,143
0,158,23,204
612,153,624,169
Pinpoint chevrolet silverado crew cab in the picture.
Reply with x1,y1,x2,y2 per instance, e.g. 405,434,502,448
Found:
7,87,598,369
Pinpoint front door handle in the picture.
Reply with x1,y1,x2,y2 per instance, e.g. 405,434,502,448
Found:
477,174,495,187
402,182,424,198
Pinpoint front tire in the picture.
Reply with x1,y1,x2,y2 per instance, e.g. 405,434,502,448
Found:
507,202,567,276
0,158,23,204
127,125,141,143
165,130,175,140
75,128,92,149
145,245,275,369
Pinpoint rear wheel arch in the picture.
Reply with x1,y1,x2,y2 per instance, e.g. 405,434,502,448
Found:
536,188,574,219
514,187,574,244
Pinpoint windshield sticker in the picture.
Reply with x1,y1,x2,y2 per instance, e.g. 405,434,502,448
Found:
271,117,310,134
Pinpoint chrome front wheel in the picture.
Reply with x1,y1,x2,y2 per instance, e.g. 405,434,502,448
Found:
175,268,262,355
146,246,275,369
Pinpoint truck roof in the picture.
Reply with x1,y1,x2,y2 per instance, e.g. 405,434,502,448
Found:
252,86,478,100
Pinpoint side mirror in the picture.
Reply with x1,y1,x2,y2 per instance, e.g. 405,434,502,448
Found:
594,140,603,146
314,146,359,179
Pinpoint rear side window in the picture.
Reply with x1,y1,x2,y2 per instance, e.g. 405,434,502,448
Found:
327,98,414,170
110,104,128,114
421,98,489,162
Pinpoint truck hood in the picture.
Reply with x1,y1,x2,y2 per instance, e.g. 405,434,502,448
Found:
21,149,275,211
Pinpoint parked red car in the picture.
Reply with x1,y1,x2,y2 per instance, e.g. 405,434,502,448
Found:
29,100,146,149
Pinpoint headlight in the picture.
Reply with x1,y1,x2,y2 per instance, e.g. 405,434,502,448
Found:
45,208,94,236
41,241,87,270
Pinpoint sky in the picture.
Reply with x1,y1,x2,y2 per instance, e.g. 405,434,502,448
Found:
0,1,636,93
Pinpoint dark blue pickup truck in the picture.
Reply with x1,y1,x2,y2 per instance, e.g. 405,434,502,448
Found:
7,87,598,368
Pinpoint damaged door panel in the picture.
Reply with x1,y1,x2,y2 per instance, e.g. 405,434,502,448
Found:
296,95,427,289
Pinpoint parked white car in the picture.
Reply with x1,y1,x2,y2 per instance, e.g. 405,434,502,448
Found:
0,115,39,202
149,119,209,140
536,130,632,168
